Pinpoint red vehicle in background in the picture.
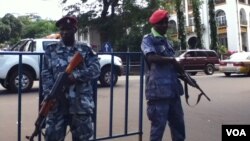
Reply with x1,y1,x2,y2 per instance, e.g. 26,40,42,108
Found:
176,49,220,75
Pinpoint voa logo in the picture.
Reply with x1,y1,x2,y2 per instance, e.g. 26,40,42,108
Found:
226,129,246,136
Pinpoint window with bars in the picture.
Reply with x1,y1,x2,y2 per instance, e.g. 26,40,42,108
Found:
216,11,227,26
216,16,227,26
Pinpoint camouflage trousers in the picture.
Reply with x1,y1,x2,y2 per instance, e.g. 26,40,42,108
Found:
45,113,93,141
147,97,185,141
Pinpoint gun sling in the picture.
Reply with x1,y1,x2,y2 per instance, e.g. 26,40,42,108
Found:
184,80,211,106
143,53,211,106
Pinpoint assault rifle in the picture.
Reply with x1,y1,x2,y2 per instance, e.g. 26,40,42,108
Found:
26,52,84,141
173,59,211,106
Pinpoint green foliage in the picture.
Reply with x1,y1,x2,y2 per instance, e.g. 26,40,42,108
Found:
217,44,228,59
63,0,189,52
174,0,187,50
0,13,57,44
208,0,218,51
76,0,154,52
218,45,228,55
191,0,203,49
159,0,175,13
21,19,57,38
1,14,22,43
0,21,11,43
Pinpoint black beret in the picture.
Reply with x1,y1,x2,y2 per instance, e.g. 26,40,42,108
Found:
55,16,78,29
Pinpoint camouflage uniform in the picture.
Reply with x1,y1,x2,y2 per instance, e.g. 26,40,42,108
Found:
141,28,185,141
42,40,100,141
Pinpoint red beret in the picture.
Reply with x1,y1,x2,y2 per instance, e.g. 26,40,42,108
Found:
149,9,169,24
56,16,78,29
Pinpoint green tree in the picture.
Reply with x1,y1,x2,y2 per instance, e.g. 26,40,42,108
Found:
0,21,11,43
1,13,22,43
21,19,57,38
218,44,228,59
0,14,57,44
101,0,119,18
175,0,187,50
208,0,218,51
191,0,203,49
159,0,175,13
61,0,119,18
63,0,155,52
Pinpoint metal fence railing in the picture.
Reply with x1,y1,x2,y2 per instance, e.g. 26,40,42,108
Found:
0,51,144,141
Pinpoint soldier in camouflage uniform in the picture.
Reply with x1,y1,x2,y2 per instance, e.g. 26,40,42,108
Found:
141,9,185,141
41,16,100,141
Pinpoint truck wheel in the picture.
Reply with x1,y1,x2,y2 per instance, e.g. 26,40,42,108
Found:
8,69,34,92
0,81,8,89
204,64,214,75
99,67,118,87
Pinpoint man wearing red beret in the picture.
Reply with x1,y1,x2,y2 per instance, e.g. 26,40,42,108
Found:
141,9,186,141
41,16,101,141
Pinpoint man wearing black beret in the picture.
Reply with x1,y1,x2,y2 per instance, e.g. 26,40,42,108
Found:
56,16,78,30
55,16,78,46
41,16,101,141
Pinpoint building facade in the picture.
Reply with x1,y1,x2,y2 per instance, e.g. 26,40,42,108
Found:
77,0,250,52
168,0,250,52
75,27,101,51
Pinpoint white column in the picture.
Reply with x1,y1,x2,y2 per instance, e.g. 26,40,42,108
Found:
201,0,210,49
247,12,250,51
236,0,242,52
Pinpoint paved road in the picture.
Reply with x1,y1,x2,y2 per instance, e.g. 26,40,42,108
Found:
0,73,250,141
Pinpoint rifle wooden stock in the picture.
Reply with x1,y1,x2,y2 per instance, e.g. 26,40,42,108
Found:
26,52,84,141
66,52,84,74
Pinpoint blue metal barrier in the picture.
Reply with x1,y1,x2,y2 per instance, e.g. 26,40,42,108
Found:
91,52,144,141
0,52,44,141
0,51,144,141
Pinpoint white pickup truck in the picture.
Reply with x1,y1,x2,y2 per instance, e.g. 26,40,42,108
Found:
0,38,123,92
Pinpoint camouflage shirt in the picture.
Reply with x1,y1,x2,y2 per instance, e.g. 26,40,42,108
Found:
141,29,184,100
41,40,100,114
